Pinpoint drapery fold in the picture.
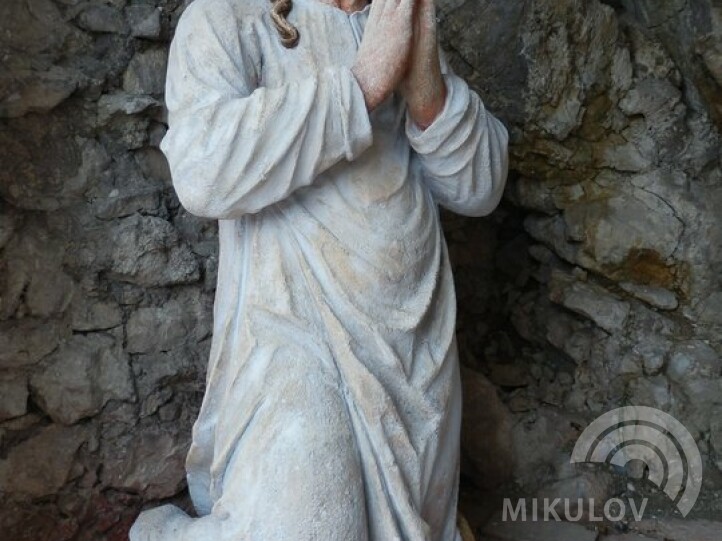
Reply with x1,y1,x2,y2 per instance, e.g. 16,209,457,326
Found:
131,0,508,539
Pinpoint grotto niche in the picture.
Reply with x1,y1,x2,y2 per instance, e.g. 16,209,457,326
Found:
1,0,721,540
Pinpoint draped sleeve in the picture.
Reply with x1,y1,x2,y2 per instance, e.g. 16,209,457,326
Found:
160,0,374,219
406,64,509,217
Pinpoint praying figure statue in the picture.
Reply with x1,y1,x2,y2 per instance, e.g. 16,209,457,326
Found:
130,0,508,539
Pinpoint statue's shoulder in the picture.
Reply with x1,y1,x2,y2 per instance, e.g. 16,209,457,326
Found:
180,0,268,27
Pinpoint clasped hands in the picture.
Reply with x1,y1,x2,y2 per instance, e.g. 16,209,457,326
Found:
351,0,447,130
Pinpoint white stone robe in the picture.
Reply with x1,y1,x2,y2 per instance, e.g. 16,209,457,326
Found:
130,0,508,539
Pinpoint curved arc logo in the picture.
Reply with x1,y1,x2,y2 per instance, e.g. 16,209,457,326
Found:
571,406,703,517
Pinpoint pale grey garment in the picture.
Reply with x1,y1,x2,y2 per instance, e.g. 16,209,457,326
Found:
129,0,509,539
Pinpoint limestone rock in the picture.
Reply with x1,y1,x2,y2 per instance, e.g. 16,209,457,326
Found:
70,297,123,331
0,0,71,56
549,270,630,333
695,291,722,327
123,49,168,95
710,406,722,472
667,340,721,382
602,535,657,541
487,362,529,388
133,347,202,416
483,515,598,541
511,408,584,489
109,214,200,287
631,333,672,376
537,470,616,521
619,77,682,118
460,367,514,489
633,517,722,541
627,375,672,410
88,157,163,220
0,319,67,368
0,374,29,421
126,293,209,354
0,122,110,211
127,5,162,39
0,424,87,498
97,92,160,124
76,4,128,34
30,334,134,425
25,270,75,318
620,281,678,311
0,205,16,251
134,147,172,185
563,189,684,271
0,66,81,118
100,424,188,499
676,379,722,427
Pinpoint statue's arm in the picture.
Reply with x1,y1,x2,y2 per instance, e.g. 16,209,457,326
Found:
161,1,373,219
407,68,509,217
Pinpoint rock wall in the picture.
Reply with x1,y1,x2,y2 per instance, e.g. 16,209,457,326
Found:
440,0,722,509
0,0,720,538
0,1,211,538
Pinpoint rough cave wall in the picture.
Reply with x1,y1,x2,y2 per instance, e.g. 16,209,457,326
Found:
438,0,722,510
0,0,720,538
0,1,212,538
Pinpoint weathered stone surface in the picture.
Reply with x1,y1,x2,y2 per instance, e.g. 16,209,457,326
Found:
108,214,200,287
134,147,172,185
0,374,29,421
127,5,162,39
86,161,163,220
97,92,160,124
536,469,616,521
0,66,81,118
694,291,722,327
126,291,210,354
710,406,722,472
471,0,722,495
133,347,202,417
620,282,679,311
627,375,672,410
560,189,684,273
30,334,134,424
510,408,585,489
76,4,127,34
602,535,657,541
483,515,598,541
0,500,80,541
0,206,16,251
633,517,722,541
0,424,87,497
460,367,514,489
0,319,67,368
0,0,83,118
549,270,630,333
25,270,75,318
632,334,671,376
0,0,72,56
100,424,188,499
0,120,110,211
70,297,123,331
123,49,168,95
667,340,721,382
